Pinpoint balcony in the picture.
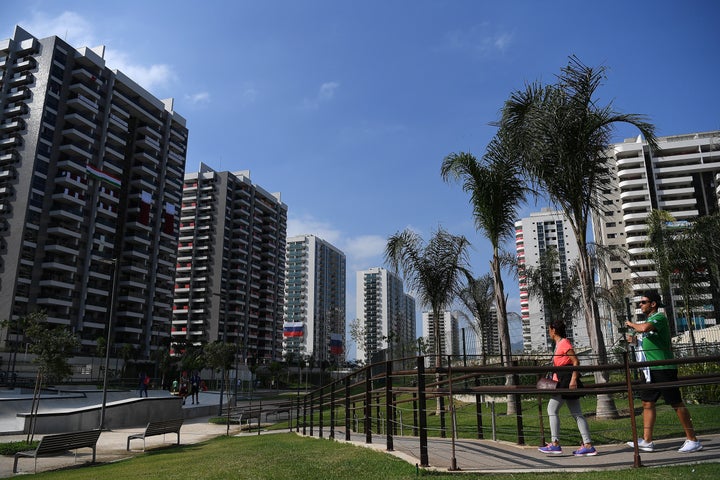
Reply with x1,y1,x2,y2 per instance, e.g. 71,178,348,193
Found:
59,142,93,161
3,103,28,117
9,71,33,87
62,126,95,144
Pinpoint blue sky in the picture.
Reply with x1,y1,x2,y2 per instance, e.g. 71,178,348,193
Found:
5,1,720,354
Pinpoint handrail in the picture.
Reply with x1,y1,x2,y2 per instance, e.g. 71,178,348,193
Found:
297,352,720,470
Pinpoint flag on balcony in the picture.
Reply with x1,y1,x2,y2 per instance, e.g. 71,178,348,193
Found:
139,191,152,225
330,333,343,355
283,322,304,337
163,202,176,234
86,164,121,187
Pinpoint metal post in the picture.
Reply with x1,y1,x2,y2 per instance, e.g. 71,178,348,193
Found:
625,350,642,468
344,376,351,441
448,356,458,471
296,358,301,432
385,360,393,451
364,371,372,443
417,356,429,467
99,257,118,431
318,386,324,439
330,381,336,440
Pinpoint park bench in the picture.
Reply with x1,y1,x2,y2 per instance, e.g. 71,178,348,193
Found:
126,418,184,451
13,429,102,473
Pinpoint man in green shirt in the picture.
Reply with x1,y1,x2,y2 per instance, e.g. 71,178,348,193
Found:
625,290,702,453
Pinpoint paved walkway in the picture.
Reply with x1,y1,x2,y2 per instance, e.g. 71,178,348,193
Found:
302,428,720,473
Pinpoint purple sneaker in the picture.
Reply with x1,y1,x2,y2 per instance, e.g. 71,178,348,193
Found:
573,445,598,456
539,443,562,454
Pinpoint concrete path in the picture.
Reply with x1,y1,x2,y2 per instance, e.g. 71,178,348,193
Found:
305,428,720,473
1,414,240,477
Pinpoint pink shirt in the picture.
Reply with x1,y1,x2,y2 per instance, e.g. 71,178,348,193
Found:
552,337,573,381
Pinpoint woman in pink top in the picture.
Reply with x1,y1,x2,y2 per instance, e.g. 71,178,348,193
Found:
538,319,597,456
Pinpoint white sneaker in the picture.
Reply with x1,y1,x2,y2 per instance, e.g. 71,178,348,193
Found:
626,439,655,452
678,439,703,453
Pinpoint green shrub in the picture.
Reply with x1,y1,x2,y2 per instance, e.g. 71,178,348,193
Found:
680,362,720,404
0,440,39,455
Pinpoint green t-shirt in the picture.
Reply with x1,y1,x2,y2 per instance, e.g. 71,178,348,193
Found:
641,311,676,370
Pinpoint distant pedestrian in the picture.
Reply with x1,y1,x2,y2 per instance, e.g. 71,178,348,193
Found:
178,371,189,404
625,291,702,453
190,371,201,404
538,319,597,456
139,372,149,398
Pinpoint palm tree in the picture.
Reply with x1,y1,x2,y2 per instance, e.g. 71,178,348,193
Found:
457,273,494,365
691,213,720,324
497,56,658,418
441,138,528,373
384,227,471,368
595,278,633,347
646,210,720,356
522,246,581,334
645,209,678,334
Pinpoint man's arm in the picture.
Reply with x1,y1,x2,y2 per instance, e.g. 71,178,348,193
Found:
626,319,656,334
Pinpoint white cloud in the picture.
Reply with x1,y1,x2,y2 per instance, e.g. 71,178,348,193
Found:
287,213,386,265
318,82,339,101
19,11,176,92
105,50,176,91
343,235,387,261
439,24,514,56
302,81,340,109
242,87,258,104
185,91,211,105
287,214,342,244
20,11,95,49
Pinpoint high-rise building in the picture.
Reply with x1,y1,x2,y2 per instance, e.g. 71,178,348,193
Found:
593,130,720,334
355,267,416,364
173,163,287,364
0,26,187,358
516,208,588,352
421,310,459,358
283,234,346,365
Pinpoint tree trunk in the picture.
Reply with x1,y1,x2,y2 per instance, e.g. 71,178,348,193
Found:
433,308,443,416
492,252,515,415
577,250,619,419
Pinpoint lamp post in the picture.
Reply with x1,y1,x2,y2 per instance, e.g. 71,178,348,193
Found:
213,291,228,416
99,257,118,430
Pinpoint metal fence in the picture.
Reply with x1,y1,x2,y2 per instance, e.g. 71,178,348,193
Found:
293,352,720,469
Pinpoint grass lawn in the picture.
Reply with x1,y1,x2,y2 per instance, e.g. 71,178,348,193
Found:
23,432,720,480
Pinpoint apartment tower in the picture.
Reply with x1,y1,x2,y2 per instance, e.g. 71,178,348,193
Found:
173,163,287,365
516,208,588,352
421,310,459,358
593,131,720,334
355,267,416,364
0,26,187,359
283,234,346,365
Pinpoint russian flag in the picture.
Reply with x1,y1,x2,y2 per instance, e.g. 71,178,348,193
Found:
283,321,304,337
330,333,343,355
86,164,121,187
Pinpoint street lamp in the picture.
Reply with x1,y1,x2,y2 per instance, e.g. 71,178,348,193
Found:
213,290,228,416
99,257,118,430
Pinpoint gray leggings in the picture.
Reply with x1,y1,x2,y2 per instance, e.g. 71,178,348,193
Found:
547,396,592,444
